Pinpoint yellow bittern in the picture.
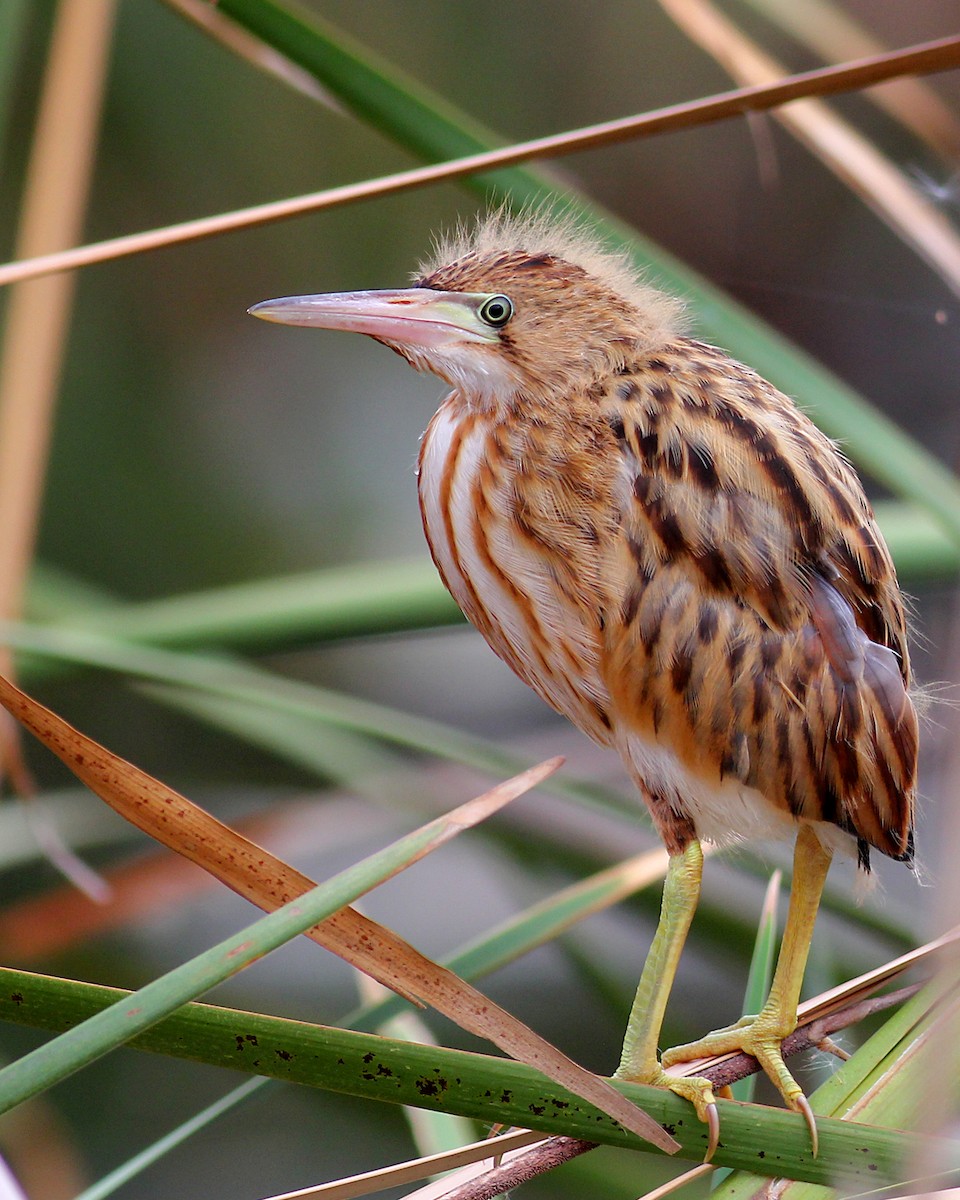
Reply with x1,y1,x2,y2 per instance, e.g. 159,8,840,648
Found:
251,210,917,1152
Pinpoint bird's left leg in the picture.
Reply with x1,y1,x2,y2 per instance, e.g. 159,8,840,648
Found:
661,823,832,1149
614,838,720,1149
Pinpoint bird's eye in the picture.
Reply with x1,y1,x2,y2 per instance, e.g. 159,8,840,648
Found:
478,294,513,328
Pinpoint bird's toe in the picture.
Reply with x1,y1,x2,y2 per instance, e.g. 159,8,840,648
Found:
661,1017,820,1155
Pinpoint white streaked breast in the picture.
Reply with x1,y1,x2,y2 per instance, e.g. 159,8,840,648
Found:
419,398,611,741
419,401,543,673
418,401,471,609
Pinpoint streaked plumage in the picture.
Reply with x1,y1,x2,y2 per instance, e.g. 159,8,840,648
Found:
251,208,918,1152
414,213,915,868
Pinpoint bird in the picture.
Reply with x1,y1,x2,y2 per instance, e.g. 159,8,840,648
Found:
249,208,918,1155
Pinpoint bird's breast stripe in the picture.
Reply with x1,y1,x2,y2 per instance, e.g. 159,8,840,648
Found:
431,411,520,666
421,408,613,739
422,406,557,689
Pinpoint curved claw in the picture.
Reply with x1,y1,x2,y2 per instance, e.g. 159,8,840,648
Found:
704,1102,720,1163
796,1093,818,1158
617,1067,720,1160
660,1074,720,1161
661,1018,826,1162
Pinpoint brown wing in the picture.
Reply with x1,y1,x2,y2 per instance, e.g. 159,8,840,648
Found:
601,340,916,864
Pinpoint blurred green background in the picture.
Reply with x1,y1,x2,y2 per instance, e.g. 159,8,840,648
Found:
1,2,959,1197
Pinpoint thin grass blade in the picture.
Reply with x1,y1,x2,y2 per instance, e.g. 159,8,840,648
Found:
732,870,782,1104
22,501,958,661
0,671,678,1148
0,619,633,816
0,765,541,1115
65,849,678,1197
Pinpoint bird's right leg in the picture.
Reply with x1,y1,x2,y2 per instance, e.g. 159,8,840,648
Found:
614,838,719,1151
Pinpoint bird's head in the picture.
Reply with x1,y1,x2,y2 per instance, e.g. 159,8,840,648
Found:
249,210,684,412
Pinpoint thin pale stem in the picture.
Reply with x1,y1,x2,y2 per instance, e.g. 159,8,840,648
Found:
0,0,116,629
0,35,958,288
0,0,116,897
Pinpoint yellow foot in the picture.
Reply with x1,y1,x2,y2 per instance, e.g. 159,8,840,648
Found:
617,1067,720,1161
661,1016,818,1155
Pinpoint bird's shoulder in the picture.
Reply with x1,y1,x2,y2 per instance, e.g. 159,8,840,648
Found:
599,337,909,672
595,339,916,861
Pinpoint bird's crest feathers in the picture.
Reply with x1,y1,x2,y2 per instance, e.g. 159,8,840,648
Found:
420,206,686,336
